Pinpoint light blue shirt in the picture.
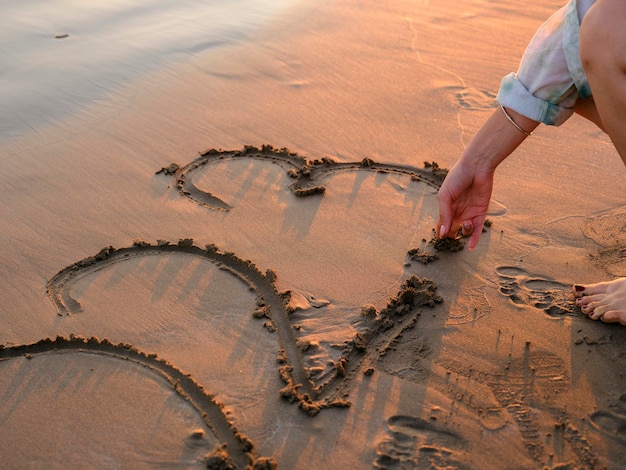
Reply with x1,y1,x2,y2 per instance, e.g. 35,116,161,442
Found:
497,0,595,126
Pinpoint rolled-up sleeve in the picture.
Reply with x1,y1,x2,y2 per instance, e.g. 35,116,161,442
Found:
496,0,592,126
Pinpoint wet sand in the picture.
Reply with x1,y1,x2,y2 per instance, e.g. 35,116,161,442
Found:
2,0,626,468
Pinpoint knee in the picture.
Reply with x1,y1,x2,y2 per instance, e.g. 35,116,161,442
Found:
580,0,626,75
579,6,599,73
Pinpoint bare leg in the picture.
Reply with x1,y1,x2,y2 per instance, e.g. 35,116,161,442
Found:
579,0,626,163
573,0,626,326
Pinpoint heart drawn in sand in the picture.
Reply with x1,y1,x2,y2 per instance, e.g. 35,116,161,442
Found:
1,146,465,468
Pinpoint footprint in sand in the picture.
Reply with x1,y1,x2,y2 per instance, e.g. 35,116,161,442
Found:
374,415,466,469
589,393,626,444
495,266,577,319
487,349,568,460
434,346,596,466
486,347,597,466
449,86,498,111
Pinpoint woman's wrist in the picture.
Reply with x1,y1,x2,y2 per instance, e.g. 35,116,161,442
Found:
460,107,539,172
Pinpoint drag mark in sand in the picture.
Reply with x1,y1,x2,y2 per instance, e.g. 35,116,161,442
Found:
47,239,443,417
156,145,448,211
317,276,443,403
0,335,273,469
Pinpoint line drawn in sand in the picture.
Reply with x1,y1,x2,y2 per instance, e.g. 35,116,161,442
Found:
46,239,443,418
0,335,275,469
155,144,448,212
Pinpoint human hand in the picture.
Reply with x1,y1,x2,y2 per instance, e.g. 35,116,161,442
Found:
436,161,494,250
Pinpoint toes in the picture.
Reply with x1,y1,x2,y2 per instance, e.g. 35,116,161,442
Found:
576,296,593,312
592,310,626,326
602,311,626,327
588,309,603,320
591,302,609,316
573,279,626,325
576,293,602,306
578,297,601,316
581,303,595,315
575,281,611,297
600,310,620,324
573,284,586,297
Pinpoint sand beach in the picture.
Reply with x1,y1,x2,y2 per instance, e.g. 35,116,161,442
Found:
1,0,626,468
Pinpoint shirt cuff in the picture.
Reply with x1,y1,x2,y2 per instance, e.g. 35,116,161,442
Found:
497,73,575,126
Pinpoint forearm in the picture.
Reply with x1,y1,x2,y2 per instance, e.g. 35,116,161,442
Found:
459,106,540,173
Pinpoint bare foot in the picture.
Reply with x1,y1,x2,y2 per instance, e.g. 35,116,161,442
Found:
573,278,626,326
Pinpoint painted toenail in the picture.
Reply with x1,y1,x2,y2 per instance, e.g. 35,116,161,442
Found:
574,285,585,292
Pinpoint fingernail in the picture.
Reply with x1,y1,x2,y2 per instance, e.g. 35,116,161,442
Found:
463,222,471,229
574,285,585,292
439,225,446,238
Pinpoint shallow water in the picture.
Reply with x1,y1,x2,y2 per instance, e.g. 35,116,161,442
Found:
0,0,297,139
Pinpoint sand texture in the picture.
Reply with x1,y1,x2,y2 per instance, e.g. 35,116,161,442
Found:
2,0,626,468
